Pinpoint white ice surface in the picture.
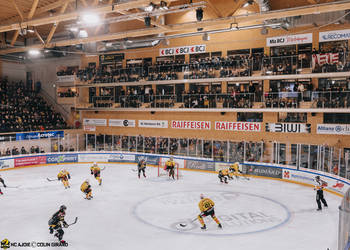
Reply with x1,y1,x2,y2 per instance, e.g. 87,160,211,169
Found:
0,163,341,250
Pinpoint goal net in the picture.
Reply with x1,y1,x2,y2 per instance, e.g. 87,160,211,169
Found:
339,187,350,250
158,157,183,180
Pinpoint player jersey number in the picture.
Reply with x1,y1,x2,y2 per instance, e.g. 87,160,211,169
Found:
204,202,212,209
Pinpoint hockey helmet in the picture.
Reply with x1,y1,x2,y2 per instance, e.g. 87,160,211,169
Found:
200,193,205,199
315,176,320,180
60,205,67,211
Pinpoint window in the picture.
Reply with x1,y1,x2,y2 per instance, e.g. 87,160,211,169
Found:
278,113,307,123
237,112,263,122
324,113,350,124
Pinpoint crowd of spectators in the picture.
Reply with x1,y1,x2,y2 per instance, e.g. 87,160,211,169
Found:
0,145,45,156
312,85,350,108
58,88,78,97
0,78,68,132
87,134,263,162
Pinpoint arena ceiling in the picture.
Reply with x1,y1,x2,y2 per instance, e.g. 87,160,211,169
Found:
0,0,348,56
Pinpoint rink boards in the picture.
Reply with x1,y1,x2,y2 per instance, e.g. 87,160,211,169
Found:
0,151,349,196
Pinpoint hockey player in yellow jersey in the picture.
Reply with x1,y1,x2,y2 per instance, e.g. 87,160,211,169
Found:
229,162,241,177
165,157,176,179
57,169,71,189
80,179,93,200
218,168,233,183
90,162,102,185
198,194,222,230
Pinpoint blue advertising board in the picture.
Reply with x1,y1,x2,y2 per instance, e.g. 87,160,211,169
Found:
16,131,64,141
46,154,78,164
135,155,159,165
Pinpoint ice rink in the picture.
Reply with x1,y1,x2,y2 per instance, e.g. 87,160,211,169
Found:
0,163,341,250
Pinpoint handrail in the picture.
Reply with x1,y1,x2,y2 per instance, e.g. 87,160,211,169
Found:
39,88,70,119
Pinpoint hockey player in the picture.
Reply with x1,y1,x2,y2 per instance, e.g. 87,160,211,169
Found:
0,175,6,195
165,157,176,179
229,162,242,179
314,176,328,211
57,169,71,189
218,168,232,183
137,159,146,179
90,162,102,185
198,194,222,230
48,205,68,243
80,179,93,200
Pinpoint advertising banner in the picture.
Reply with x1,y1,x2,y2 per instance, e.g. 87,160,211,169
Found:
83,118,107,126
57,75,75,83
186,160,215,171
243,164,282,179
171,120,210,130
267,33,312,47
159,157,185,169
46,154,78,164
109,119,136,127
135,155,159,165
215,122,261,132
0,134,16,142
265,123,311,133
107,154,135,162
84,125,96,132
215,162,236,172
0,159,14,170
317,124,350,135
16,131,64,141
138,120,168,128
14,156,47,167
319,29,350,42
78,154,110,163
282,169,350,195
159,45,206,56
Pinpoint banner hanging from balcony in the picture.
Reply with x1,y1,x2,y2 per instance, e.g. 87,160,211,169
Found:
83,118,107,126
109,119,136,127
16,131,64,141
266,33,312,47
319,29,350,42
159,45,206,56
312,53,339,68
214,122,261,132
171,120,210,130
265,123,311,133
317,124,350,135
138,120,168,128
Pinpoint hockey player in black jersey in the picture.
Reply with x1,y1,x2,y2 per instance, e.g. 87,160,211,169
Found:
138,159,146,179
48,205,69,242
0,175,6,195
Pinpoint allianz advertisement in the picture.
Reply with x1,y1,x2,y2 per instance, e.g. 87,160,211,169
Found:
46,154,78,164
319,29,350,42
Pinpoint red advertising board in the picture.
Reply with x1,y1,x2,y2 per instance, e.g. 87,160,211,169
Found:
14,156,47,167
215,122,261,132
171,120,211,130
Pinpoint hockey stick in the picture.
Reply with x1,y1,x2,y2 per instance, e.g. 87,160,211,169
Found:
179,217,198,227
100,167,106,171
67,217,78,226
5,185,20,188
47,178,59,182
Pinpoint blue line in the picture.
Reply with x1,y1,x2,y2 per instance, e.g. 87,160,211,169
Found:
132,190,291,237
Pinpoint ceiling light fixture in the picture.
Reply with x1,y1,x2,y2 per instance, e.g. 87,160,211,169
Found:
81,13,100,25
78,30,88,38
28,49,41,56
242,0,254,8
